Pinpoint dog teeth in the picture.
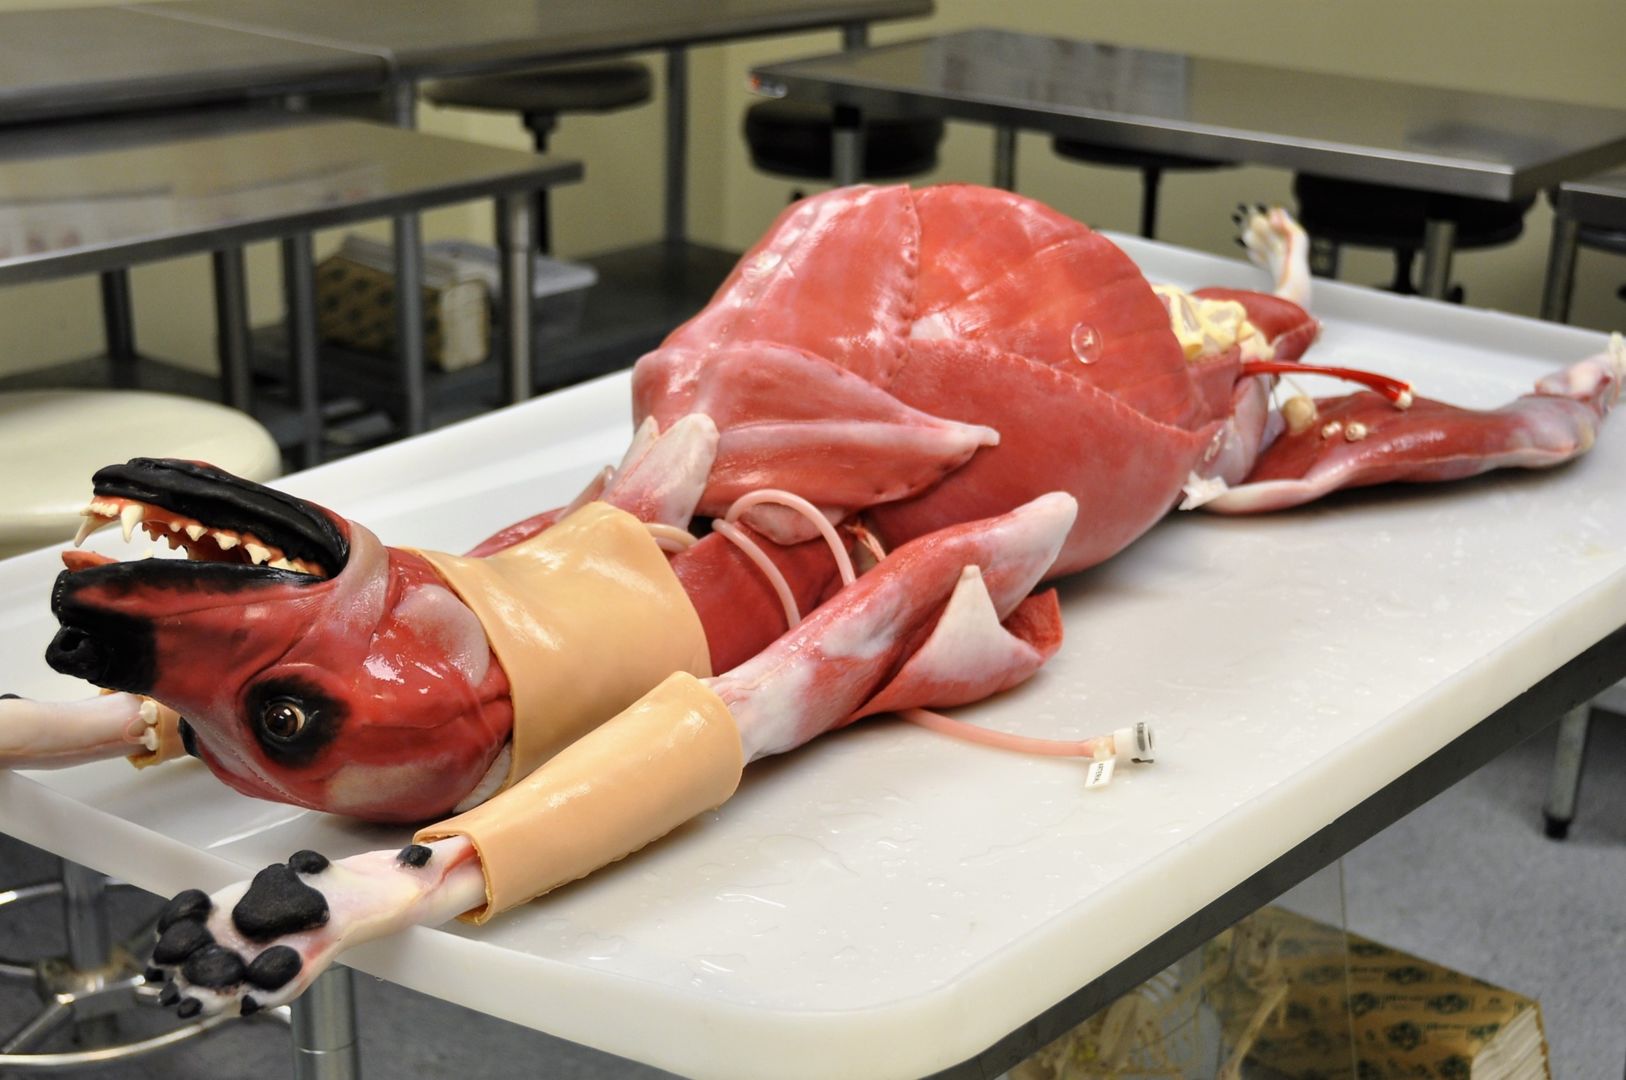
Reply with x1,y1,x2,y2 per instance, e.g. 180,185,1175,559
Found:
73,514,111,546
119,504,145,542
268,557,294,572
245,543,271,565
168,520,182,532
212,532,238,550
185,524,207,541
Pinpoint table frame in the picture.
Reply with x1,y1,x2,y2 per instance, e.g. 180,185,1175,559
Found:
0,112,577,466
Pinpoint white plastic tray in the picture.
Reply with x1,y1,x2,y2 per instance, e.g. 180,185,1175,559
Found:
1,237,1621,1079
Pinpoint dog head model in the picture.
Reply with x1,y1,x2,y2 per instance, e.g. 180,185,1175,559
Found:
46,459,513,824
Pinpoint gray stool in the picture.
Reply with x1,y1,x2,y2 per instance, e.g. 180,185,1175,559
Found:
1293,173,1535,301
1052,139,1232,239
423,61,654,253
743,99,945,187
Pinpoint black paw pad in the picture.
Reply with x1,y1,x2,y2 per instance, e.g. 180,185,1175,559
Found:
176,997,201,1019
397,844,432,868
144,966,165,984
287,850,329,875
240,995,260,1016
182,944,248,988
153,919,213,964
231,864,330,942
158,980,180,1007
246,945,302,991
158,889,212,932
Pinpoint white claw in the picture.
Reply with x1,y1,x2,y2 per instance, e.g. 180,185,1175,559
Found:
245,543,271,565
185,524,206,541
215,532,239,550
119,503,144,543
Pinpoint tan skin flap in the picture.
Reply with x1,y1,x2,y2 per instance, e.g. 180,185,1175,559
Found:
412,502,712,787
416,671,743,923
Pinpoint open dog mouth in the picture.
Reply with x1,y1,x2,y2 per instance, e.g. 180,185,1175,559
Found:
66,458,346,580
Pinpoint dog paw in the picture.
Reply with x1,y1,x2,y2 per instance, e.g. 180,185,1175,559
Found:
146,839,486,1017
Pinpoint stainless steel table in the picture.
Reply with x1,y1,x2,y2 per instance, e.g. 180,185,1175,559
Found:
1541,168,1626,322
0,111,580,465
750,28,1626,299
0,7,385,126
136,0,933,417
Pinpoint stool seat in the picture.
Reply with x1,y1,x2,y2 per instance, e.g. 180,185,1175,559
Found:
1051,139,1228,175
1293,173,1535,298
0,390,280,557
1051,137,1232,239
744,99,945,181
423,61,654,116
1293,174,1534,252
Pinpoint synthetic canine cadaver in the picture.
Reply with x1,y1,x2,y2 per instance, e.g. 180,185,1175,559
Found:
2,184,1621,1019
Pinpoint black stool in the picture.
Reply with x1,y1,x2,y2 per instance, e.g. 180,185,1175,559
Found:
1293,173,1535,301
743,99,945,187
422,61,654,253
1051,139,1232,239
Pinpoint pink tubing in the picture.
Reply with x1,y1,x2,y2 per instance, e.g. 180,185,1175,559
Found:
901,708,1115,759
726,489,856,586
711,488,861,632
712,519,803,629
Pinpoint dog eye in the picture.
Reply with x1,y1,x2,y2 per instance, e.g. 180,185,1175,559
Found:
261,699,307,740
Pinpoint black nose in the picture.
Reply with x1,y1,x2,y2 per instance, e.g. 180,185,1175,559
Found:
46,627,109,682
47,570,156,693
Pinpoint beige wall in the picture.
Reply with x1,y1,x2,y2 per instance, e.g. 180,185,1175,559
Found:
2,0,1623,380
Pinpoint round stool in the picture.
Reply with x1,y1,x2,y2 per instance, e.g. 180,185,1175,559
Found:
422,61,655,254
0,390,280,1066
1292,173,1535,299
0,390,280,559
743,99,945,185
1051,139,1233,239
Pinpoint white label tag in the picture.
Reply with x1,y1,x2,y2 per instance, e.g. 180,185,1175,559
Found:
1086,757,1116,788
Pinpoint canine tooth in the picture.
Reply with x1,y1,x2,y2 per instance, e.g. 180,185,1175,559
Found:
246,543,271,565
120,504,144,542
73,515,110,546
214,532,238,550
185,524,207,541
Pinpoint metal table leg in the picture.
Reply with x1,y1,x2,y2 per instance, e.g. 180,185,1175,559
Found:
289,967,360,1080
834,22,871,190
496,195,537,404
1542,703,1591,839
833,105,863,188
211,248,254,413
1419,217,1457,300
992,127,1017,191
1540,213,1581,323
100,270,138,388
664,48,688,244
280,234,322,468
389,80,429,438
